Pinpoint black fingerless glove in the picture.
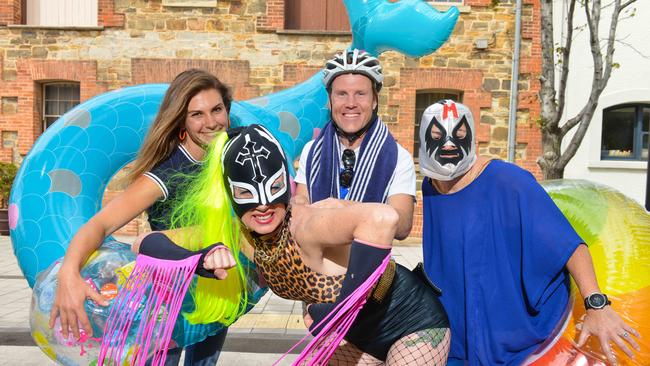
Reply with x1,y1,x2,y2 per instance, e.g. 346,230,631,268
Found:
139,232,227,279
308,239,390,335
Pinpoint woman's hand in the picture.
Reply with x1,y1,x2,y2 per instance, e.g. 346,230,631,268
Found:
577,306,641,365
202,246,237,280
49,267,109,339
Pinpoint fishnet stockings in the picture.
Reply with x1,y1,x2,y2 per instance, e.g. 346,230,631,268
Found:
386,328,450,365
328,327,451,366
328,341,383,366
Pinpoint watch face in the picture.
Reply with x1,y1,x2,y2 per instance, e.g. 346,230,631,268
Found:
589,294,606,308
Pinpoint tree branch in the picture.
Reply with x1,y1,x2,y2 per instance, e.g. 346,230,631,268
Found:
561,0,603,137
558,111,592,168
555,0,577,126
620,0,636,10
539,0,559,129
602,0,621,87
615,39,649,59
559,0,637,165
539,0,638,176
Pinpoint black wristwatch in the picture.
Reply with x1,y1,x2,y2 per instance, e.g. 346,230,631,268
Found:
584,293,611,310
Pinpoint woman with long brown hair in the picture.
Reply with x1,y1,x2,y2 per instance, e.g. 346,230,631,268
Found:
49,69,236,366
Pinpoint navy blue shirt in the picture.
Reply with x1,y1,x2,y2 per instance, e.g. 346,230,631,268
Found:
144,144,202,231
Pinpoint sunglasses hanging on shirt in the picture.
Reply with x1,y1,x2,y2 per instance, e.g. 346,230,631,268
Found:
340,149,356,188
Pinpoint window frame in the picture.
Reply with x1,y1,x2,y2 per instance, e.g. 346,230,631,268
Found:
42,82,81,130
600,103,649,162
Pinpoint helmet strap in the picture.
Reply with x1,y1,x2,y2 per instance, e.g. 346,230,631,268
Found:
332,109,378,144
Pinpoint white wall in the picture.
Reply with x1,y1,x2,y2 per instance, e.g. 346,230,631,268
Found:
553,0,649,205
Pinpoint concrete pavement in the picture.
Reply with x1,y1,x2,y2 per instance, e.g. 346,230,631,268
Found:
0,235,424,365
0,346,300,366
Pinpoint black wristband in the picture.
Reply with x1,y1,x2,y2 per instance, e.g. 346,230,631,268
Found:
308,239,390,335
139,232,226,279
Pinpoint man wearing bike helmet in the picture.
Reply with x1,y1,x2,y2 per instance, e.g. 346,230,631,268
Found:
295,48,416,240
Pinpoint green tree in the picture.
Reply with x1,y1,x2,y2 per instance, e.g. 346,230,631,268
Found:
0,162,17,209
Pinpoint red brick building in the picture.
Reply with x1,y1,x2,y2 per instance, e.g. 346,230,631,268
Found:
0,0,543,237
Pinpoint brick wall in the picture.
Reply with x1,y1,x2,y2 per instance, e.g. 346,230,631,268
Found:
257,0,284,31
380,0,543,236
517,0,543,176
98,0,125,27
0,0,22,26
131,58,260,100
0,0,544,238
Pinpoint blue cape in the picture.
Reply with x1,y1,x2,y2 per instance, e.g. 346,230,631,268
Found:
422,160,582,365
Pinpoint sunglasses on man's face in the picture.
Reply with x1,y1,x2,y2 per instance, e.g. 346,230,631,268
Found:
340,149,355,188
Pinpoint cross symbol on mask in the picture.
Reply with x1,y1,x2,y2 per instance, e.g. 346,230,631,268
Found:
236,136,271,183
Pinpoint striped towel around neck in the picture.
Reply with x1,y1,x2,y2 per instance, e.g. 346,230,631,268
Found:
306,117,397,203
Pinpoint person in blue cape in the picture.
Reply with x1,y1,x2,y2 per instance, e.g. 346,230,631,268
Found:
418,100,640,365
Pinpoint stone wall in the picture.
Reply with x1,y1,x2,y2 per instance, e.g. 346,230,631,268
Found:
0,0,543,237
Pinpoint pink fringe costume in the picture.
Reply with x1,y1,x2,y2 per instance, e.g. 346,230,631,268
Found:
98,233,225,366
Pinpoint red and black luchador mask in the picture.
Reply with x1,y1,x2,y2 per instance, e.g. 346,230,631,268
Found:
419,100,476,181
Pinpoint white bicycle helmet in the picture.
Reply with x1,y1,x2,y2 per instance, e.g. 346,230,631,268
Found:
323,49,384,92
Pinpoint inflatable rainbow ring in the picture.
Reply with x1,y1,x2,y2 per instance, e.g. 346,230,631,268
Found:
525,180,650,365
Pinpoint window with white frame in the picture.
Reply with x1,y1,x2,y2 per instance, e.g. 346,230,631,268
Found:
601,104,649,161
26,0,97,27
414,90,463,160
43,83,80,129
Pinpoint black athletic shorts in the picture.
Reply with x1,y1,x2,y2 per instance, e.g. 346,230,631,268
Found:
344,263,449,361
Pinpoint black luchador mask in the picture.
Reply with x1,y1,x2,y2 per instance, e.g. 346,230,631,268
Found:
223,125,291,217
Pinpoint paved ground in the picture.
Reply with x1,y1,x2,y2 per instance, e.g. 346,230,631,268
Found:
0,346,299,366
0,235,424,365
